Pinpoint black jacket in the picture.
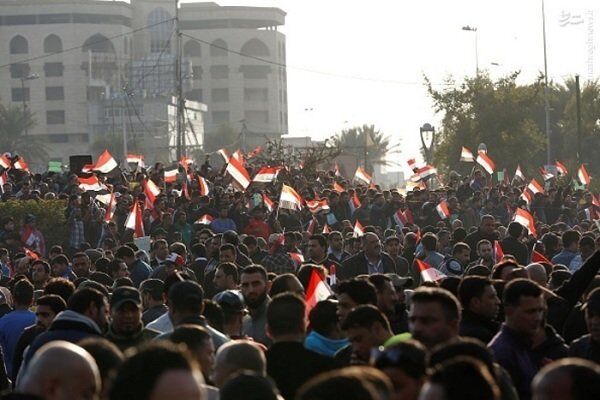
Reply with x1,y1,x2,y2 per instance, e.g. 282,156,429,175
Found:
464,229,498,261
500,236,529,265
568,334,600,363
339,251,396,281
459,310,500,344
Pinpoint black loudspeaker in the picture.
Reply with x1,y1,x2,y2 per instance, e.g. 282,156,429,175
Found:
69,155,93,174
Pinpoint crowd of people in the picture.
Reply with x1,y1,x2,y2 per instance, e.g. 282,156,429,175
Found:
0,153,599,400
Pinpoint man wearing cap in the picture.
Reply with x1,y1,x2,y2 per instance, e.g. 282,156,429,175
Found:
105,286,160,352
214,290,247,339
150,252,197,281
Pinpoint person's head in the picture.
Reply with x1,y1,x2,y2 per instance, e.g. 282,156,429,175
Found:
18,340,101,400
220,371,279,400
269,273,304,297
13,278,34,308
308,234,328,260
507,221,524,239
50,254,70,277
109,341,205,400
72,252,91,278
476,240,493,262
110,286,142,335
532,358,600,400
562,230,582,252
363,232,382,257
372,340,427,400
212,340,266,388
328,231,344,251
526,263,548,287
43,277,75,304
114,246,136,266
336,278,377,324
78,338,124,400
107,258,129,280
240,265,270,309
266,293,306,340
171,325,216,381
408,287,461,350
342,305,392,361
213,262,239,292
31,260,51,286
503,278,545,338
139,279,164,310
68,287,109,332
153,239,169,260
480,215,496,236
296,367,383,400
579,235,596,261
368,274,398,314
169,281,204,325
309,299,341,338
33,294,66,331
384,236,401,257
584,287,600,342
219,244,237,264
458,276,500,320
421,233,438,252
452,242,471,266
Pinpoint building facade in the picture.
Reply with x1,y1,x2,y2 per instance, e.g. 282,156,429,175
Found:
0,0,287,165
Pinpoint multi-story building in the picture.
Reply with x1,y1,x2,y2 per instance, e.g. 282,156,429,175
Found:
0,0,287,166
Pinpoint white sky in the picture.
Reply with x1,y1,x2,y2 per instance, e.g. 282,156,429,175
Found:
188,0,599,173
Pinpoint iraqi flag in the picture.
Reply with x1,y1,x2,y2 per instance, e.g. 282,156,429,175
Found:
226,157,251,190
407,158,419,171
13,157,29,173
476,151,495,175
93,150,118,174
494,241,504,263
540,167,554,182
555,161,568,176
416,259,446,283
527,179,544,195
436,200,450,220
126,154,145,167
0,172,8,192
520,190,532,205
460,147,475,162
253,166,281,183
125,201,145,238
353,220,365,238
232,149,244,164
348,192,361,215
414,165,437,181
578,164,591,186
305,268,333,316
532,250,552,265
217,148,230,163
78,175,106,192
195,214,214,225
514,208,537,237
393,209,408,228
198,176,210,196
515,165,526,182
333,182,345,193
164,166,178,183
279,184,303,211
306,199,330,214
0,154,11,170
354,167,372,185
247,146,262,159
103,192,117,223
262,193,274,212
143,179,161,210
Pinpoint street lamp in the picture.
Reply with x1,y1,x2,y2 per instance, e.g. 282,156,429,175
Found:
462,25,479,76
419,123,436,165
20,74,39,135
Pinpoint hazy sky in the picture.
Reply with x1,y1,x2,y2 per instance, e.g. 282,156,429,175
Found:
185,0,598,173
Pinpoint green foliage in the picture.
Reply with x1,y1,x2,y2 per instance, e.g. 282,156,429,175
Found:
0,101,47,162
0,200,67,248
332,124,394,172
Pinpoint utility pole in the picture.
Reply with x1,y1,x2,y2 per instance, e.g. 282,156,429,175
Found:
575,75,582,164
175,0,185,161
122,93,128,162
542,0,552,165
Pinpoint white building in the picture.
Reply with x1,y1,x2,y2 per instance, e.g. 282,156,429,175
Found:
0,0,287,165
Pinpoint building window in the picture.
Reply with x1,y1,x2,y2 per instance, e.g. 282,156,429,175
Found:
212,111,229,124
11,88,30,102
245,88,268,102
186,89,203,102
10,63,30,79
240,65,270,79
48,134,69,143
211,88,229,102
44,62,64,77
46,87,64,101
192,66,203,81
210,65,229,79
43,34,63,53
245,110,269,124
10,35,28,54
210,39,228,57
46,110,65,125
240,38,270,57
82,34,115,54
147,8,174,53
184,41,202,57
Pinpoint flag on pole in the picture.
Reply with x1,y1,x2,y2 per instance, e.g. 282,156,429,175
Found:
404,208,415,224
179,155,193,170
198,176,210,196
539,167,554,182
555,161,568,175
126,154,145,167
305,269,333,315
520,190,532,205
354,167,372,185
333,182,345,193
262,193,274,212
416,259,446,282
593,194,600,208
578,164,591,186
460,147,475,162
78,176,106,192
407,158,418,171
253,167,281,183
195,214,214,225
306,199,330,214
217,148,230,163
125,202,145,238
226,157,251,190
476,151,495,174
435,200,451,220
164,166,178,183
494,241,504,263
514,208,537,237
13,157,29,173
532,250,552,265
143,179,161,210
279,184,303,211
103,192,117,223
393,209,408,228
93,150,118,174
353,220,365,238
231,149,244,164
0,155,11,170
247,146,262,159
515,165,526,181
527,179,544,195
413,165,437,181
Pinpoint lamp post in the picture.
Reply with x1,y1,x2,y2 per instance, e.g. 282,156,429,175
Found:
420,123,436,165
20,74,39,135
462,25,479,76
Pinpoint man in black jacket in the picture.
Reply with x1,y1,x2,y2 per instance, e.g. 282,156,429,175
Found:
569,287,600,363
339,233,396,280
501,221,529,265
457,276,500,344
464,215,498,261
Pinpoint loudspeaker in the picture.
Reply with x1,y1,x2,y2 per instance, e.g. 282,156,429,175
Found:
69,155,93,174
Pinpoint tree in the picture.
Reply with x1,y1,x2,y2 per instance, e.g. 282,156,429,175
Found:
332,124,394,173
0,102,47,162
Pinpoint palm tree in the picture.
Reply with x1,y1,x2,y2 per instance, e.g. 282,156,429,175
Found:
332,124,396,172
0,102,47,161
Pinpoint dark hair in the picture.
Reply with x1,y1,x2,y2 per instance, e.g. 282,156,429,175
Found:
67,287,106,314
31,260,51,274
421,233,438,251
296,368,380,400
341,304,391,332
13,279,34,306
507,222,524,238
308,299,339,336
242,235,258,247
452,242,470,256
191,242,206,258
562,230,582,248
270,274,302,297
337,279,377,306
241,265,268,281
109,342,198,400
534,358,600,400
579,235,596,249
220,371,279,400
202,299,224,332
72,252,89,261
367,274,392,292
43,277,75,304
50,254,69,266
114,277,134,288
94,257,110,274
171,324,212,350
217,262,239,284
170,242,187,257
477,239,492,250
491,261,519,280
373,340,427,380
411,287,461,322
222,230,239,246
429,338,496,377
139,279,164,301
503,278,542,307
115,246,135,259
168,281,204,315
152,239,168,251
107,258,126,277
36,294,67,315
78,337,124,383
428,356,500,400
266,293,306,336
458,276,493,310
309,234,327,249
219,243,237,256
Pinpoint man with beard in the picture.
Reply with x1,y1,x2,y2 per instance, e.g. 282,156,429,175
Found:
458,276,501,344
327,231,351,264
339,233,396,280
31,260,51,291
105,286,159,352
305,234,341,276
467,239,495,272
11,295,66,382
241,265,271,346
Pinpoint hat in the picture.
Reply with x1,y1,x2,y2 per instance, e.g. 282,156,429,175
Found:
110,286,141,309
89,271,114,288
165,253,185,266
385,273,413,289
214,290,245,313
